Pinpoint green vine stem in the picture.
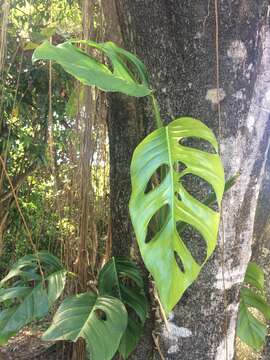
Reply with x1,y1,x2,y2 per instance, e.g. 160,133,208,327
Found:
150,94,163,129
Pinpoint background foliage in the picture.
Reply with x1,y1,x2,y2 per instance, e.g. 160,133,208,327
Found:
0,1,269,359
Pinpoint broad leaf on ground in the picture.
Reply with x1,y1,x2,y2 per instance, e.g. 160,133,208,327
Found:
98,257,148,358
0,251,63,285
0,252,66,344
42,292,128,360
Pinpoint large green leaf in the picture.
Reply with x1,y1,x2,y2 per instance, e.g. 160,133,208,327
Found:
244,262,265,293
0,251,63,285
0,284,48,345
129,117,225,313
98,258,144,293
0,287,31,302
0,308,17,345
42,292,128,360
32,40,151,97
118,315,143,359
0,252,66,344
240,288,270,320
98,257,148,359
204,172,239,207
47,269,67,305
237,300,268,351
237,262,270,351
177,173,239,235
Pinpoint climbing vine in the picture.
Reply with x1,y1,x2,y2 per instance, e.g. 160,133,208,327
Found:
0,40,226,359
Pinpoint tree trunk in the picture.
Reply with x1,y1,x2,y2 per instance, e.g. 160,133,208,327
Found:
0,207,8,256
71,87,93,360
252,145,270,359
104,1,270,359
72,1,96,359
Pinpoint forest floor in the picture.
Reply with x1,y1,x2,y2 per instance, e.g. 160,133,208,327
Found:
0,325,56,360
0,325,264,359
235,339,262,360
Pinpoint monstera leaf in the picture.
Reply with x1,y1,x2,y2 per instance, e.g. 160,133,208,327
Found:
42,292,128,360
0,251,64,285
0,252,66,344
32,40,151,97
237,262,270,351
129,117,225,313
203,172,239,208
244,262,265,293
98,257,148,359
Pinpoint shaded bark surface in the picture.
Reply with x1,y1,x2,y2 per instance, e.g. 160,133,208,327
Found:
104,1,270,359
252,146,270,359
107,93,156,360
101,3,157,358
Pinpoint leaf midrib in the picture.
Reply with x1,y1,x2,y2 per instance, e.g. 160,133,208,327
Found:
165,126,175,233
76,295,98,341
1,268,65,332
112,258,122,301
1,283,45,333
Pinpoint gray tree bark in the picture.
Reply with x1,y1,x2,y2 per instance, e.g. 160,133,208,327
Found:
103,1,270,359
252,145,270,359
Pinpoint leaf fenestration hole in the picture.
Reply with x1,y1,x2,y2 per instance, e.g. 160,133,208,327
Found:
173,161,187,173
144,164,169,194
180,173,219,212
145,204,170,243
95,309,107,321
174,251,185,273
203,191,219,212
174,191,182,202
179,137,217,154
176,221,206,265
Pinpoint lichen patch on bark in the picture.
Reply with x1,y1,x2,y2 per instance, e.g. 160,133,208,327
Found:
205,88,226,104
227,40,247,65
